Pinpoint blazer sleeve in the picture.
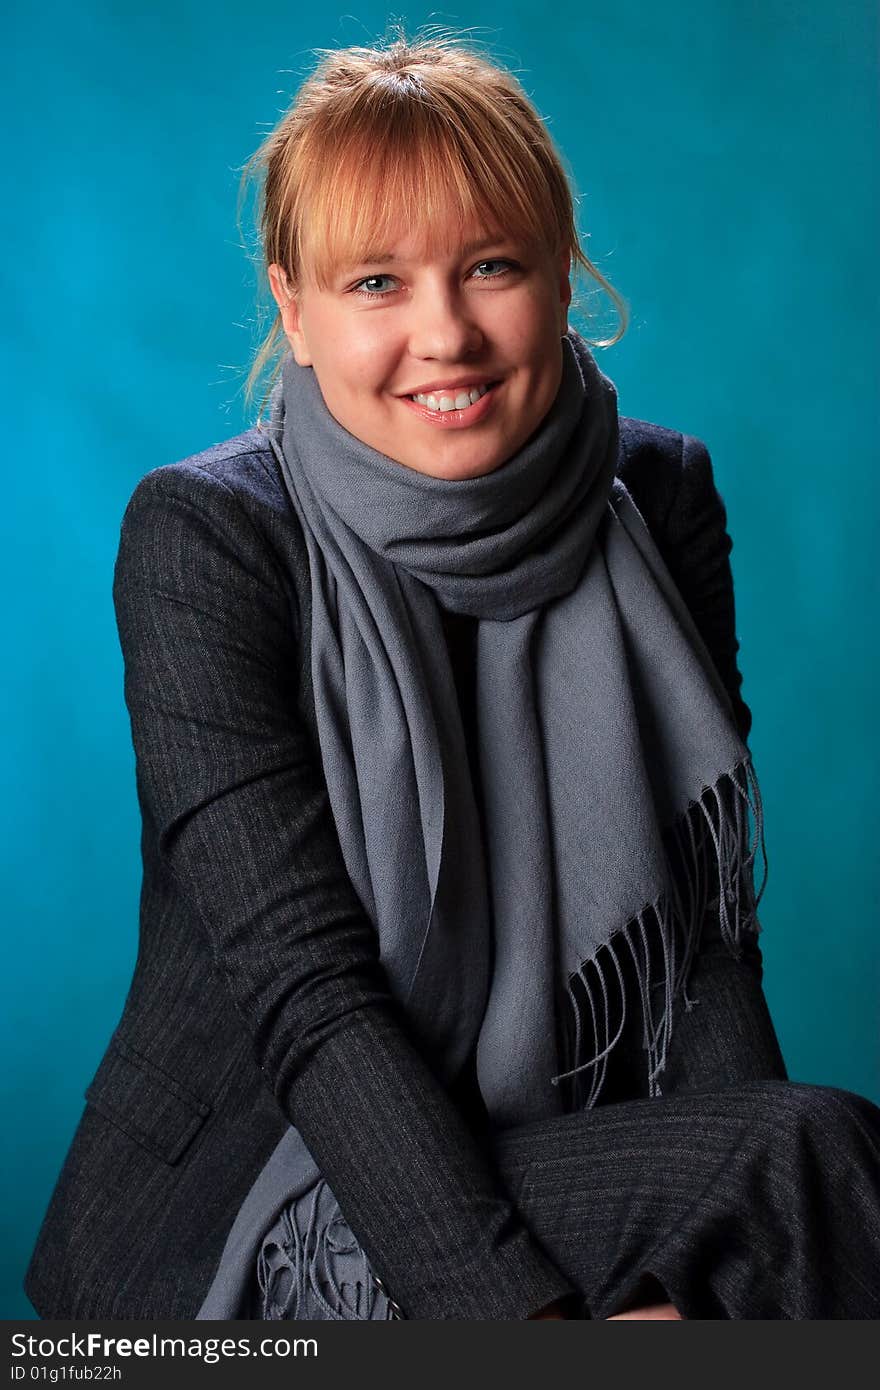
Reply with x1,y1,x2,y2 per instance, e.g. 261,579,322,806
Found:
112,463,577,1322
656,435,788,1088
659,435,753,743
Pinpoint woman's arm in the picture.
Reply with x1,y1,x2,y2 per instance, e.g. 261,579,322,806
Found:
655,434,788,1089
112,460,576,1321
660,434,753,743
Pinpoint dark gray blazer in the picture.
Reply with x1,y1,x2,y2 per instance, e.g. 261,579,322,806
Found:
24,418,786,1320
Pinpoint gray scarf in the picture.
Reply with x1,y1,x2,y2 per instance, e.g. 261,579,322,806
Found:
197,328,765,1319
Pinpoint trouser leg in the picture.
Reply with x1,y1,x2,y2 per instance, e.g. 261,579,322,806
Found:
489,1081,880,1319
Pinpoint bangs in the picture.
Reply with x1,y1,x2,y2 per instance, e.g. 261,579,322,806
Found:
288,90,562,289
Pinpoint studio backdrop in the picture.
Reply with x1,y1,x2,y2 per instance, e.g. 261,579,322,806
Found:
2,0,877,1319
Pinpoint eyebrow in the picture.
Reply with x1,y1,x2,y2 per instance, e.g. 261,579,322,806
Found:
346,236,512,267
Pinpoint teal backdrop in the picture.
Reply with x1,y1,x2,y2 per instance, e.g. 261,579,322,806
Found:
3,1,877,1318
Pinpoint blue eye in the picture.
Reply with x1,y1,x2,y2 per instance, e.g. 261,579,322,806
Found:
351,259,518,301
353,274,398,300
472,259,516,279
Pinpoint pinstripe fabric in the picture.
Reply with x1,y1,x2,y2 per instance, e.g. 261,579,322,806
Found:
491,1081,880,1318
26,418,873,1322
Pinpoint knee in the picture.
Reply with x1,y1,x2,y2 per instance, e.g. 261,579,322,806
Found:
761,1081,880,1155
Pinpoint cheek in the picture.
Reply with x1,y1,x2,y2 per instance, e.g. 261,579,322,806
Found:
306,306,392,393
338,330,399,397
488,288,561,364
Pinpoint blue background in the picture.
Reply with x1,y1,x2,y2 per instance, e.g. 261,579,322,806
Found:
3,1,877,1318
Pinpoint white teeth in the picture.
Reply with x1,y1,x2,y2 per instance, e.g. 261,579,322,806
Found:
411,383,491,412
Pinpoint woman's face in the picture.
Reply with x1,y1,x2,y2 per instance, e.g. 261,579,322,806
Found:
269,220,572,481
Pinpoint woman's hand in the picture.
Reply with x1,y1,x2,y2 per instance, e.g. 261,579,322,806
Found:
607,1303,683,1319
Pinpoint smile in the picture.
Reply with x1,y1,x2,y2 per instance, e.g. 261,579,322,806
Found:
400,381,500,428
411,383,492,411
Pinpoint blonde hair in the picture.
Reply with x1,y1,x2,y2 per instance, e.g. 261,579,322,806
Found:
240,26,628,410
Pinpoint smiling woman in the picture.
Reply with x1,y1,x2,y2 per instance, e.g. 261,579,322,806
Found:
24,27,880,1323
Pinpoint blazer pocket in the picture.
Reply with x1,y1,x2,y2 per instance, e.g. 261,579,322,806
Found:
84,1036,211,1165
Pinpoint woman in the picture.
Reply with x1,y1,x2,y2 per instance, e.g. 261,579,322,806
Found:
25,32,880,1321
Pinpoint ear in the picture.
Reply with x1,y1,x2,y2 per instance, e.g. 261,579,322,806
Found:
558,248,572,335
268,263,313,367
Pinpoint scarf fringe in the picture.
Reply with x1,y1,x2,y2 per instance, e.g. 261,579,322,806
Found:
550,755,767,1111
255,1179,398,1321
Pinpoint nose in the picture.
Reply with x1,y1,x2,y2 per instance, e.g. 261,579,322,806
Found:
406,279,485,361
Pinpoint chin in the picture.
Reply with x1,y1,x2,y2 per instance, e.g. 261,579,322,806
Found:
417,456,505,481
405,442,510,481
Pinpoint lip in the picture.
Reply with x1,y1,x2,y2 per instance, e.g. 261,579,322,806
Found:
399,381,500,428
398,375,498,396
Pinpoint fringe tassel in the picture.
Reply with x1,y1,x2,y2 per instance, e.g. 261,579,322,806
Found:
551,756,767,1111
256,1179,398,1321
